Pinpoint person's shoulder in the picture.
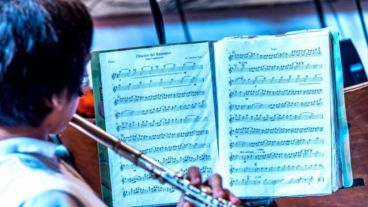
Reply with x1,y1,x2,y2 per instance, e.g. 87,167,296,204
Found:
0,153,58,176
0,153,77,205
0,153,106,206
20,189,86,207
0,153,67,192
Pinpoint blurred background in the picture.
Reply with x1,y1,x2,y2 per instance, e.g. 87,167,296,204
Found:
81,0,368,87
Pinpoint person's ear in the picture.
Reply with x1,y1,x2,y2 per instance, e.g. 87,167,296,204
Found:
47,90,68,111
50,94,65,111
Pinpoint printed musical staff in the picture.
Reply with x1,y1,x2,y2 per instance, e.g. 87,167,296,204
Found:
229,149,324,161
116,115,208,131
180,166,213,176
209,30,335,198
100,42,221,206
113,90,206,105
112,76,205,92
228,47,322,61
121,130,209,143
229,74,323,86
141,143,210,154
111,62,203,79
229,112,323,123
229,164,325,173
229,89,323,98
229,61,322,73
121,154,212,170
229,176,320,187
121,173,152,184
229,127,324,136
122,186,175,197
120,166,214,184
229,99,322,110
229,137,324,148
115,101,206,118
162,154,211,165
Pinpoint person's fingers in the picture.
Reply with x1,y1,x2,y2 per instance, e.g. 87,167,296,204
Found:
177,166,201,207
215,188,242,207
180,170,242,207
186,166,202,186
207,173,222,188
177,200,192,207
184,203,193,207
228,189,242,206
176,195,194,207
206,173,228,199
206,174,242,206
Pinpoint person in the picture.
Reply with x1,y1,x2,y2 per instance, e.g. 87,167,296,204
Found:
0,0,241,206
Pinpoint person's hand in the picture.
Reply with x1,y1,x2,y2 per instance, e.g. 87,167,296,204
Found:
177,166,242,207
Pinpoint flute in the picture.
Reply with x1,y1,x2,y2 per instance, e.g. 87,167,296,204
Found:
69,114,239,207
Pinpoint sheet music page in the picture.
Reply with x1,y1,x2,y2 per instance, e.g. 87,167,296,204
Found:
97,42,218,206
214,30,333,197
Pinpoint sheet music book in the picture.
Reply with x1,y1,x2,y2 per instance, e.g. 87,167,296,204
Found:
91,29,352,207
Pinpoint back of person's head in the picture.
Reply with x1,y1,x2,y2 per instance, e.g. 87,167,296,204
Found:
0,0,93,127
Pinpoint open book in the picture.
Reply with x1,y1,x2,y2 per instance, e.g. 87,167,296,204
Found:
91,29,352,207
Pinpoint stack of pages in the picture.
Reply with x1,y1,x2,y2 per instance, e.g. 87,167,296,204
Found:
91,29,352,207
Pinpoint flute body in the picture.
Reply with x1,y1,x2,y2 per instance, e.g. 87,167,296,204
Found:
69,114,238,207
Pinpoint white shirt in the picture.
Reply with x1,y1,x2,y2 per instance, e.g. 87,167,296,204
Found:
0,138,106,207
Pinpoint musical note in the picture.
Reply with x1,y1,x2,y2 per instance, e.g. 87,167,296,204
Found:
286,176,315,185
141,143,210,154
111,62,203,79
121,173,152,184
229,179,261,186
229,61,322,73
112,76,205,92
229,137,324,148
119,166,214,183
229,99,323,110
229,112,323,123
229,176,316,186
122,186,175,197
317,177,325,182
161,154,211,165
229,149,323,161
180,166,213,176
121,130,209,143
211,30,335,198
229,127,324,136
229,164,325,173
115,101,206,118
228,47,322,61
116,115,208,131
228,89,323,98
113,90,206,105
100,42,220,206
122,154,212,170
228,74,323,86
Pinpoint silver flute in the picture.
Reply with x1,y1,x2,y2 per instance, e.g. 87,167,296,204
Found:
69,114,239,207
